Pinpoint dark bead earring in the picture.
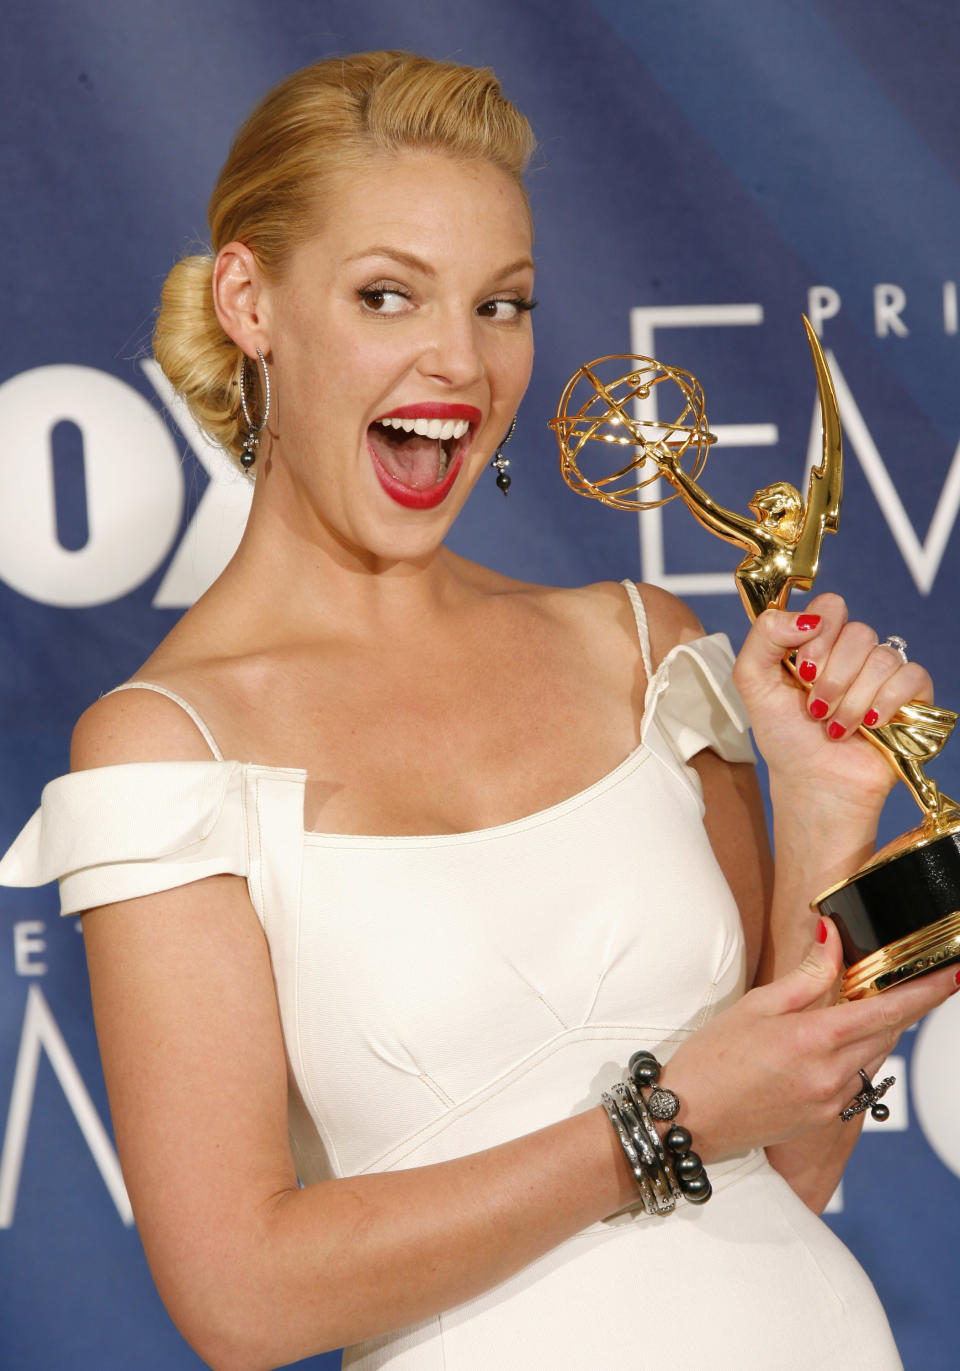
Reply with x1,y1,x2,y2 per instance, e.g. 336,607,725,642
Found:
491,415,517,495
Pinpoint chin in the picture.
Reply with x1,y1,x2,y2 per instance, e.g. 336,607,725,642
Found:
344,507,461,570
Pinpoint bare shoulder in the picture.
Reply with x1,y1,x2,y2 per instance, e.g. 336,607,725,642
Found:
633,581,705,667
526,579,705,669
71,686,218,771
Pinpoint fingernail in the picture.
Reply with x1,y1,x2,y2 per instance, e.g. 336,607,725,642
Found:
816,918,828,944
797,614,821,631
809,698,828,719
863,709,879,727
828,721,845,740
954,968,960,987
798,659,817,682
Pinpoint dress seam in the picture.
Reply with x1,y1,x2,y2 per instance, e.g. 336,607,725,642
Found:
359,1024,690,1174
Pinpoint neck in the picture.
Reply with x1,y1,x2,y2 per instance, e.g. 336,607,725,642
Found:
205,459,471,648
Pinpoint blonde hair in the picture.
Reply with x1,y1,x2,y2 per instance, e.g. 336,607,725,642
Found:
153,51,536,466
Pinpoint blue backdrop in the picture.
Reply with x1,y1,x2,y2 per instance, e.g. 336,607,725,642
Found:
2,2,958,1367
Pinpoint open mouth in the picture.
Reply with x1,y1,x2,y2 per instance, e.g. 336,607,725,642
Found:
367,405,480,509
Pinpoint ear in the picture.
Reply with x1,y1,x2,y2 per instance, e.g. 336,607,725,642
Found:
212,241,270,356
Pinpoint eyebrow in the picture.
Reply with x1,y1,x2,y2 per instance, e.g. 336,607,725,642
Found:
344,246,535,281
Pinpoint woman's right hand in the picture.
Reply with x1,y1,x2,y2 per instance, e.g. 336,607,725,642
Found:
660,917,959,1162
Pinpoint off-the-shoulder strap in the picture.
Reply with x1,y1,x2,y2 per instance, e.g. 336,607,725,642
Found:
0,760,247,914
103,682,223,760
619,580,653,679
638,634,755,812
642,634,755,767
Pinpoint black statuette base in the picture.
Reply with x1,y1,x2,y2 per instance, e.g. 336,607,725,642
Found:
816,828,960,998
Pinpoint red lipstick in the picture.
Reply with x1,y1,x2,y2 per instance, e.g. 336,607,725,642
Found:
368,401,480,510
374,402,482,423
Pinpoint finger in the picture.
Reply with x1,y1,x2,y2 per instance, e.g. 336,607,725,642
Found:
801,619,878,730
866,661,934,722
835,1057,897,1121
830,962,960,1051
751,917,844,1016
805,967,958,1118
826,655,933,738
733,597,843,705
789,591,848,690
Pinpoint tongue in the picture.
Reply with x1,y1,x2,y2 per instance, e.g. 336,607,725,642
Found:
369,427,444,490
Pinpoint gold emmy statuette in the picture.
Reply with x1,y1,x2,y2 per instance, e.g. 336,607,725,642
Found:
550,317,960,999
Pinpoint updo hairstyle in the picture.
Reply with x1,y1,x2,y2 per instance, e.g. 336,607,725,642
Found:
153,51,536,468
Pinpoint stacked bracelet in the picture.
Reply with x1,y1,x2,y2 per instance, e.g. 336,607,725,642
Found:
602,1050,712,1215
629,1050,712,1205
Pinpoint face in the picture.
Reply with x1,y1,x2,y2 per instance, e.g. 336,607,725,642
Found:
750,486,801,536
257,151,535,562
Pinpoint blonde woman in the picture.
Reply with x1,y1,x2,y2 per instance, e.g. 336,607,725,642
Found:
1,51,954,1371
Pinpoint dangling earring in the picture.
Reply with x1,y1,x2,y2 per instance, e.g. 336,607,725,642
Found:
239,347,271,471
491,415,517,495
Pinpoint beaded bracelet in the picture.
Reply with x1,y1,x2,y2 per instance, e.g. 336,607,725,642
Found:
602,1050,712,1212
628,1051,712,1206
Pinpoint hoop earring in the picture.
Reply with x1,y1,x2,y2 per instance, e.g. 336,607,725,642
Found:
239,347,271,471
491,415,517,495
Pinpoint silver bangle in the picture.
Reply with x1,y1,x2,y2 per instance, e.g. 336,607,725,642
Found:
603,1084,677,1215
612,1084,676,1215
625,1076,682,1207
601,1090,658,1215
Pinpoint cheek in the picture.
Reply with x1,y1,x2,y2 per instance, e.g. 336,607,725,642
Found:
499,334,534,403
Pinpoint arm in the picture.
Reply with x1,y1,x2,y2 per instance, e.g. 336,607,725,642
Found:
84,874,642,1368
74,690,642,1370
698,748,872,1209
717,593,943,1209
688,727,865,1212
653,589,949,1211
659,454,763,553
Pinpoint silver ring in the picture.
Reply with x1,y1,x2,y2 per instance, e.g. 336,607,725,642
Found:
840,1067,896,1123
882,635,908,665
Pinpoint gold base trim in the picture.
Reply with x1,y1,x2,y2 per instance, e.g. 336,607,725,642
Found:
843,909,960,1000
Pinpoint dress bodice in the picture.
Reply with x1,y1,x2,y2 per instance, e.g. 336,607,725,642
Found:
0,602,905,1370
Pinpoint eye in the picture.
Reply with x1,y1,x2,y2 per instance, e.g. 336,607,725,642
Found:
476,296,537,321
357,284,412,315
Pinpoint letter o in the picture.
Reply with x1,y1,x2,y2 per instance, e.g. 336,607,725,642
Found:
0,366,182,606
911,992,960,1179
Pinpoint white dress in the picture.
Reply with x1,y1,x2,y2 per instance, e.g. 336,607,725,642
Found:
0,583,902,1370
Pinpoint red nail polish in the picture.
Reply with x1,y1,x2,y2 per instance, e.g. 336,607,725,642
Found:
816,918,828,944
828,721,845,739
797,614,821,631
863,709,879,727
809,698,828,719
798,659,817,682
954,968,960,987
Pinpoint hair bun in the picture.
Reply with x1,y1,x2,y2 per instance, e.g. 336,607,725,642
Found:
153,253,246,460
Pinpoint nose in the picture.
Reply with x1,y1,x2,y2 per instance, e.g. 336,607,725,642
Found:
416,307,486,389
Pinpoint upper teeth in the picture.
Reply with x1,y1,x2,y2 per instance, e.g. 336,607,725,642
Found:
378,416,470,440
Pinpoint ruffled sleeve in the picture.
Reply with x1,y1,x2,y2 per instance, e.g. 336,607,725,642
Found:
0,761,248,915
640,633,755,805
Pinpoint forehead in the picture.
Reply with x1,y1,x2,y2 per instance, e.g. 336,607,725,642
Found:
297,151,534,272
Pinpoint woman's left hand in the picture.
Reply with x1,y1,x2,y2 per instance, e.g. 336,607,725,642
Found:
731,591,933,819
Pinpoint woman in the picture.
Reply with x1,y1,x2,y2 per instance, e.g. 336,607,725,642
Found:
1,51,956,1371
